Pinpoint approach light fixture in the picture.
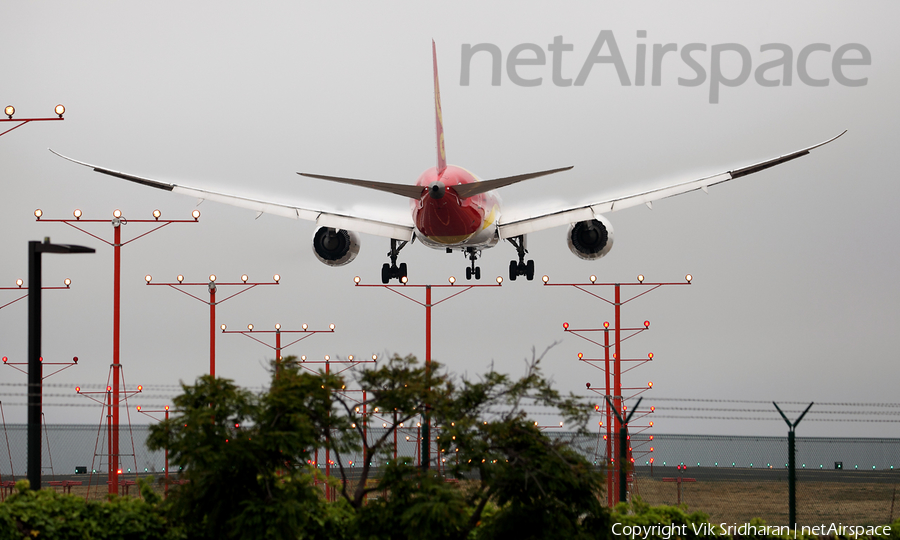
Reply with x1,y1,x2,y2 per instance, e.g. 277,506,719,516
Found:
273,274,280,282
34,209,42,219
54,104,65,118
644,320,650,328
113,209,122,219
191,209,201,220
64,278,71,286
152,209,161,219
638,274,645,283
241,274,248,283
302,323,308,330
603,321,610,328
685,274,692,283
348,355,353,361
144,275,152,283
209,274,216,283
542,275,549,283
400,276,408,284
448,276,455,284
324,355,330,361
590,275,596,283
372,354,377,361
4,106,13,118
274,323,281,330
247,324,253,331
73,209,82,219
353,276,360,284
176,275,184,283
220,324,227,330
648,381,653,388
496,276,503,284
16,279,23,287
300,355,306,361
329,324,335,330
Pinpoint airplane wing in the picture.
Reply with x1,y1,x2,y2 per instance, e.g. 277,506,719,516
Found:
497,131,846,239
48,150,415,242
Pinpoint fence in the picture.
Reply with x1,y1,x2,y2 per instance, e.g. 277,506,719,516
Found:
1,424,897,525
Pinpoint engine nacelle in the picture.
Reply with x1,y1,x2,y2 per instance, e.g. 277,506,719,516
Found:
311,227,360,267
566,216,614,260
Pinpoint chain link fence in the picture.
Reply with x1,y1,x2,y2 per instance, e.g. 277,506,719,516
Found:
1,424,897,525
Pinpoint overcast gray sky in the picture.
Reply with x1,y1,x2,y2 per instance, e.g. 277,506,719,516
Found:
1,1,897,437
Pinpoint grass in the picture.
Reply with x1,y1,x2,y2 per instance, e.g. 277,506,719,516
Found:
633,475,899,526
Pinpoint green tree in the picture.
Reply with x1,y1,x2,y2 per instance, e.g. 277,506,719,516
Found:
149,351,608,540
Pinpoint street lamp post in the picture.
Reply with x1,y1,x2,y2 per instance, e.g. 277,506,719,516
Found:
145,274,280,377
354,275,503,471
1,105,65,138
27,238,94,490
37,208,199,495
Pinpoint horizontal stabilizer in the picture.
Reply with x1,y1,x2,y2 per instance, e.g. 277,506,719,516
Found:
454,166,573,199
298,172,425,199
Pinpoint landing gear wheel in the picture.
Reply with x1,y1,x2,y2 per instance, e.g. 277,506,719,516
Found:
381,263,391,284
509,260,518,281
525,260,535,281
466,267,472,280
474,266,481,280
399,262,408,279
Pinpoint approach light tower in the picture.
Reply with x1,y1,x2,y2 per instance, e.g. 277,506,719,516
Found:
36,208,200,495
1,105,65,138
543,273,691,506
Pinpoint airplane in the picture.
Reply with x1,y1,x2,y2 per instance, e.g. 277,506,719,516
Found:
51,42,845,284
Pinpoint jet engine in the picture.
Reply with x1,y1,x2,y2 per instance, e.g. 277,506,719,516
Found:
566,217,614,260
311,227,360,267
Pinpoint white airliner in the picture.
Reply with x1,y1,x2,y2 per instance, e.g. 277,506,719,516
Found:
52,43,845,284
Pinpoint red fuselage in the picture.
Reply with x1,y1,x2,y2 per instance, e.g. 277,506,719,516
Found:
411,165,500,248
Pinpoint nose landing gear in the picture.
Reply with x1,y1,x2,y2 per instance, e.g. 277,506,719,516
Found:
465,248,481,280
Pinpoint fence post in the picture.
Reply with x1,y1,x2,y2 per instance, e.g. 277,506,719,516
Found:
774,401,813,528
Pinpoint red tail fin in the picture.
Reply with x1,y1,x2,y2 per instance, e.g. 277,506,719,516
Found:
433,40,447,175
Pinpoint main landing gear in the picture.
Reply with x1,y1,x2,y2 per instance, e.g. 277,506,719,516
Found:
507,235,535,281
382,239,408,284
465,247,481,280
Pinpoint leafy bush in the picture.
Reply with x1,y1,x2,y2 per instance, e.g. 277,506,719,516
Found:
0,479,176,540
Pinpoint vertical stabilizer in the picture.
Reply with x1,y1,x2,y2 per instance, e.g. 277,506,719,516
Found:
433,40,447,175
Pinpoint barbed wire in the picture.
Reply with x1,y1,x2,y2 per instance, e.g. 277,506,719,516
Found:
648,415,900,423
643,397,900,408
649,407,900,415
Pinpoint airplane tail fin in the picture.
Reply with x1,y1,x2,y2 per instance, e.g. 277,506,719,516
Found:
433,40,447,175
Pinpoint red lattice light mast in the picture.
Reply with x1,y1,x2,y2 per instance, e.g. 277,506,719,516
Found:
36,208,200,494
542,273,691,505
